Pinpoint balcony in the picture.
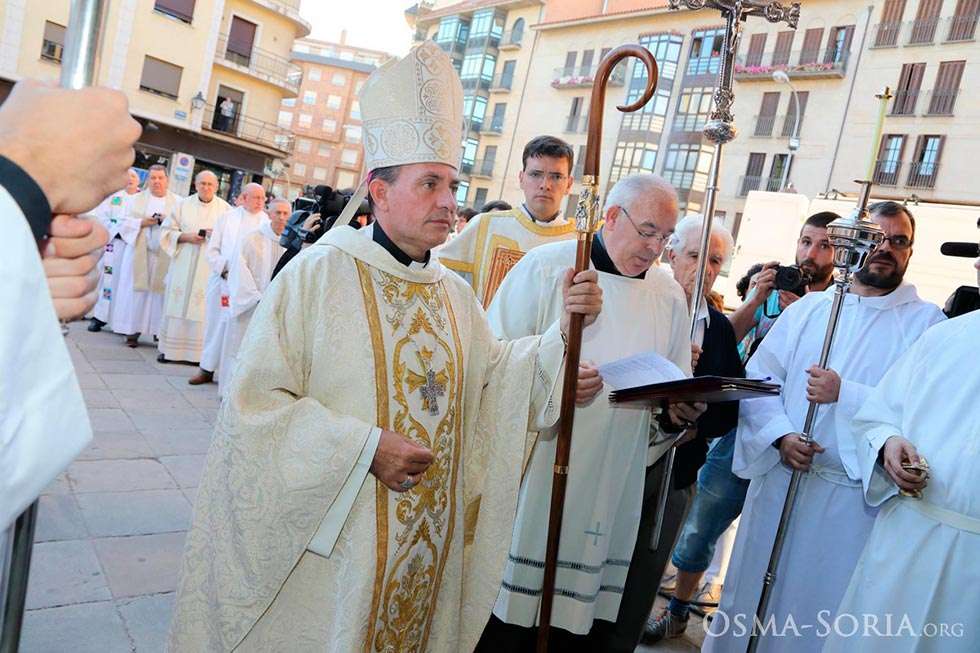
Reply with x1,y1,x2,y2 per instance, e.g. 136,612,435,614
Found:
436,38,467,56
471,158,496,179
215,35,302,96
246,0,311,36
499,29,524,50
871,160,940,189
563,114,589,134
752,114,777,137
738,175,783,196
733,49,850,80
551,63,626,89
202,103,294,154
484,117,505,135
490,71,514,92
924,88,960,115
889,89,919,116
461,75,492,91
870,16,979,47
750,114,804,139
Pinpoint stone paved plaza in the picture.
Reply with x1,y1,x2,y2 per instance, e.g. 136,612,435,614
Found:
20,325,705,652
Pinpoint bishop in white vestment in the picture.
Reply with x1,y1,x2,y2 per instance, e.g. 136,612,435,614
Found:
168,42,603,653
216,201,287,394
189,183,266,384
480,174,692,647
705,205,945,653
825,307,980,652
110,165,180,343
158,171,230,363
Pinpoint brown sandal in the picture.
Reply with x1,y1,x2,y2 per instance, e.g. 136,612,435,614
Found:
125,335,139,348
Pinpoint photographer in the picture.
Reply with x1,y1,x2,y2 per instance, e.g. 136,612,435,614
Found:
729,211,839,357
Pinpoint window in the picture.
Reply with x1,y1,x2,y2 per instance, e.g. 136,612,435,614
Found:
332,73,348,86
298,113,313,128
799,28,824,65
565,96,584,133
580,49,595,76
477,145,497,176
929,61,965,115
910,0,943,44
345,125,363,143
470,9,498,38
489,102,506,132
772,31,794,66
893,63,925,115
455,181,469,206
282,97,296,107
463,95,488,128
293,162,307,176
341,149,358,165
322,118,337,132
687,29,725,75
510,18,526,45
948,0,980,41
349,100,361,120
139,56,182,99
782,91,809,137
226,16,257,65
313,167,327,181
40,21,65,63
278,110,293,128
740,153,766,195
436,16,468,44
663,143,712,191
755,92,780,137
461,138,478,173
497,60,516,89
308,68,321,81
303,90,317,105
824,26,854,64
154,0,195,23
745,33,766,67
355,80,365,94
673,87,714,132
473,188,489,210
318,144,332,157
908,135,943,188
876,0,907,47
768,154,789,191
297,138,312,153
874,134,906,185
336,169,357,189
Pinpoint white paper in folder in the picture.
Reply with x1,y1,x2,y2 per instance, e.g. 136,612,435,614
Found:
598,351,686,391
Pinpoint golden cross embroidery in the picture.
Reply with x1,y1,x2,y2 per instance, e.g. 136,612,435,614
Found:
406,348,448,416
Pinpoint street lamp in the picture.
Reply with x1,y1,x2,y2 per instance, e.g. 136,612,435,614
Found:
191,91,206,111
772,70,800,191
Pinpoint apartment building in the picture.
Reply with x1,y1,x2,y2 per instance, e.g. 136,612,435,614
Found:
0,0,311,199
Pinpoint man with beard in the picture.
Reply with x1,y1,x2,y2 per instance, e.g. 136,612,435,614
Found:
703,201,946,652
729,212,838,358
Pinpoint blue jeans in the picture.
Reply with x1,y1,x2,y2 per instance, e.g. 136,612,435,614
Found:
670,428,750,573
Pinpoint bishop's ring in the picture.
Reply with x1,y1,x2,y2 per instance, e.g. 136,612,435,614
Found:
400,475,417,491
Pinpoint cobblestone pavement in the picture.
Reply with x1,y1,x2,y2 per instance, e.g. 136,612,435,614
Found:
20,325,705,652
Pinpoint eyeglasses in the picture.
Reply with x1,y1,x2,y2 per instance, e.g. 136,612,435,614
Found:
879,234,913,250
526,170,568,184
619,206,672,244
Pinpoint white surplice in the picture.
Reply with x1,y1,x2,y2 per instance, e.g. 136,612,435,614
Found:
825,310,980,653
199,206,265,373
90,190,137,324
704,284,944,653
0,188,91,531
486,238,692,633
110,191,180,337
217,220,284,395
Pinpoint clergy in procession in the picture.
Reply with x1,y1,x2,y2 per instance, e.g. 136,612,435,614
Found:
704,202,946,653
215,198,288,394
88,168,141,332
477,174,702,651
826,255,980,653
437,135,578,307
168,41,603,653
188,182,266,385
157,170,231,364
110,164,180,347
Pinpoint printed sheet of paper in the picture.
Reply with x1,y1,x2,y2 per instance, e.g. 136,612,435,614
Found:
598,350,687,391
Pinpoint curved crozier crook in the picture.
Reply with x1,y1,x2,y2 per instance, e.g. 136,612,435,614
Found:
583,45,659,178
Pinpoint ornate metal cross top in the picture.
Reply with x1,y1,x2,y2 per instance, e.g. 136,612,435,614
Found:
669,0,800,144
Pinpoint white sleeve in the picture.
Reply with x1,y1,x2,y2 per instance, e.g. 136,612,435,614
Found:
229,236,264,318
0,187,92,530
207,211,228,275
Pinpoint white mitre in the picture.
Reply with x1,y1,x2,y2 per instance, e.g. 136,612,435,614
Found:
330,41,464,229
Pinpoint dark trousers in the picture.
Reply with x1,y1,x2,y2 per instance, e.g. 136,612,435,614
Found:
475,614,615,653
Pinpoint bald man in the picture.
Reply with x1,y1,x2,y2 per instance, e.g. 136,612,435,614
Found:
189,182,266,385
158,170,231,363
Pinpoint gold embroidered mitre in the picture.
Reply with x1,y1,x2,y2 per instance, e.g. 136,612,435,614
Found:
360,41,464,171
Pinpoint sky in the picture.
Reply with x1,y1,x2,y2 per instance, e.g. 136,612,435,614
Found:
300,0,416,56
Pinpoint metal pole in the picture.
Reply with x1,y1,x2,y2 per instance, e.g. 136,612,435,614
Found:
0,3,108,651
782,83,800,191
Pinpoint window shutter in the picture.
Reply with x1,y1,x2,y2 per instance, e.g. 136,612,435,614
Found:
746,33,766,67
799,28,824,64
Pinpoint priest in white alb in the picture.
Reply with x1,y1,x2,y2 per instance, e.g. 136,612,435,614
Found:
436,135,578,307
168,42,603,653
478,174,702,650
157,170,230,364
88,168,140,332
188,182,266,385
110,164,180,347
704,203,945,653
216,198,288,394
825,254,980,653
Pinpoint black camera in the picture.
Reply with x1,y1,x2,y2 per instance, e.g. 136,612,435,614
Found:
279,185,370,252
773,264,811,297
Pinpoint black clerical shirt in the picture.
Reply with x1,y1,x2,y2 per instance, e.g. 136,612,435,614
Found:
372,221,430,267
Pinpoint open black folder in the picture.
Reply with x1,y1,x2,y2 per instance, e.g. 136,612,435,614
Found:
609,376,780,405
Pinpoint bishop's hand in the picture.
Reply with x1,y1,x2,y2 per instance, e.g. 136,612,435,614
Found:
882,436,928,493
370,429,435,493
560,268,603,336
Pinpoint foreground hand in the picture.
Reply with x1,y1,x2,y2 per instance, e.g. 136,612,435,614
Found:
667,401,706,430
560,268,603,335
806,366,841,404
0,80,141,215
779,433,825,472
43,215,108,320
576,361,603,406
690,344,702,371
370,429,435,493
178,233,206,245
777,290,800,311
750,263,778,305
882,436,928,493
